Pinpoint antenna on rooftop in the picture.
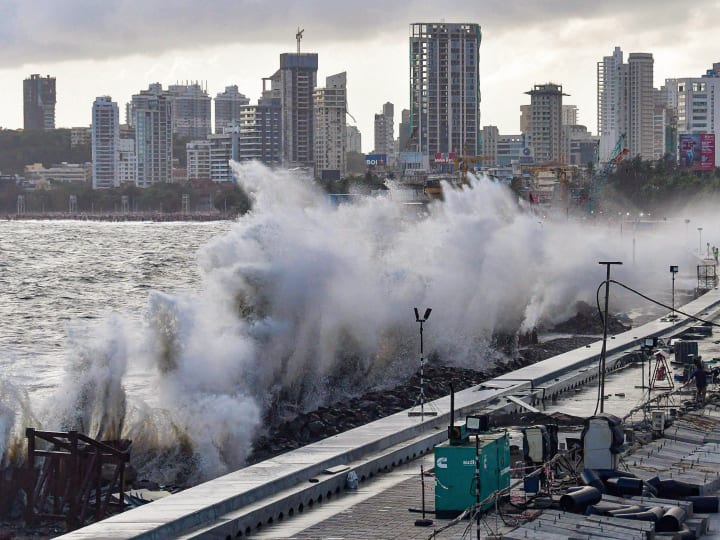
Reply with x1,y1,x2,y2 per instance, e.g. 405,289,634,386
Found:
296,27,304,54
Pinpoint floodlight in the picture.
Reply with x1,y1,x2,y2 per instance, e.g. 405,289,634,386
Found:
423,308,432,320
466,416,481,433
414,307,420,321
670,265,679,274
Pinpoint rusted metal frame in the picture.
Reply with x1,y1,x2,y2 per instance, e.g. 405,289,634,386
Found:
65,431,81,530
69,448,97,528
25,428,131,530
33,455,56,518
101,459,125,516
76,433,130,460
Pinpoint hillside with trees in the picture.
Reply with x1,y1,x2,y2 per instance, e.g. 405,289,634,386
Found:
0,129,91,174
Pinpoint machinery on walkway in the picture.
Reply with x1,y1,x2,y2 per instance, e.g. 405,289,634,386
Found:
434,393,510,517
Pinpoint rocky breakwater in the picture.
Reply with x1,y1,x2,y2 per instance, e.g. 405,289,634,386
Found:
249,303,630,463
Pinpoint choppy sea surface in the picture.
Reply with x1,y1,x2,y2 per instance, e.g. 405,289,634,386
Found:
0,220,232,400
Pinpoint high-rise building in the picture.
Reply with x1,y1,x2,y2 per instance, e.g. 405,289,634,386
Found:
562,124,598,166
236,77,282,165
167,83,212,139
597,47,624,161
525,83,566,163
409,23,481,162
480,125,499,165
346,125,362,154
187,140,212,180
373,102,394,155
519,104,531,134
209,131,238,183
215,85,250,134
313,72,347,178
132,84,173,187
672,64,720,167
597,47,656,161
627,53,655,160
23,74,56,130
91,96,120,189
398,109,411,152
562,105,579,126
277,52,318,168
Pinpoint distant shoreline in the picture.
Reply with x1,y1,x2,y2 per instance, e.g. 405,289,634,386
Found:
5,212,232,222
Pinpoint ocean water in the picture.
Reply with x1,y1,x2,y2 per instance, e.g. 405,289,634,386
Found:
0,220,231,397
0,161,711,485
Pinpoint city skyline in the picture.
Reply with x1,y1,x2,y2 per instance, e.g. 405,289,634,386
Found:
1,0,718,152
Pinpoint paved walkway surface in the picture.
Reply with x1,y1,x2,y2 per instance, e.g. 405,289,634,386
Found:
251,454,512,539
251,331,720,540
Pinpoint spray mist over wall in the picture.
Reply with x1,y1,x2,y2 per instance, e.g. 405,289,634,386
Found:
9,161,712,483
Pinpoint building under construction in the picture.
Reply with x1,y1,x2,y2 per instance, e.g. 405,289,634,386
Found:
409,23,482,164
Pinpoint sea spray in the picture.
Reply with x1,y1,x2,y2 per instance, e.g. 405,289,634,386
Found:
9,160,706,484
0,381,35,468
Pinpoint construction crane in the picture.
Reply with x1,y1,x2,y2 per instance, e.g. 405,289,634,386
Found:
296,27,304,54
587,133,629,211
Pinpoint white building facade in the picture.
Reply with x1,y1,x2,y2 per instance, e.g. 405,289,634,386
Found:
313,72,347,178
91,96,120,189
132,85,173,187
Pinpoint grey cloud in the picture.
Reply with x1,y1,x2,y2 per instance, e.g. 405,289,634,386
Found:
0,0,714,68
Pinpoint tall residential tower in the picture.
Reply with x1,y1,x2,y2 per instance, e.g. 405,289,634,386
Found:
23,74,56,130
409,23,481,162
373,102,394,156
525,83,567,163
314,72,347,178
167,83,212,139
278,52,318,168
91,96,120,189
131,84,173,187
597,47,656,160
215,85,250,133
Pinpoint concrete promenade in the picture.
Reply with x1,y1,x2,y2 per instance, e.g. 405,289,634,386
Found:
57,288,720,539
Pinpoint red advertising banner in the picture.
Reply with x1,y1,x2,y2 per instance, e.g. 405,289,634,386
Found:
700,134,715,171
433,152,456,164
680,133,715,171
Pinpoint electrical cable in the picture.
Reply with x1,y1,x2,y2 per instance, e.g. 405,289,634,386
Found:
593,277,720,417
609,279,720,327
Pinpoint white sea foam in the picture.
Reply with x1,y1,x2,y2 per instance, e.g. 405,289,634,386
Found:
4,160,709,483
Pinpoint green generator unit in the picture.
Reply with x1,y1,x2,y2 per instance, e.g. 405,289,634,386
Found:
434,431,510,518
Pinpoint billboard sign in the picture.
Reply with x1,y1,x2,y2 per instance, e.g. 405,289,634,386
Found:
679,134,715,171
365,154,387,167
399,152,424,164
433,152,456,164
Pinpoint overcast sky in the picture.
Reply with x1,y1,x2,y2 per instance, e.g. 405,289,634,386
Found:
1,0,718,152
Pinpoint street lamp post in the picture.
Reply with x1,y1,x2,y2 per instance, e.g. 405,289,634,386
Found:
685,219,690,247
598,261,623,413
411,307,433,420
670,265,679,319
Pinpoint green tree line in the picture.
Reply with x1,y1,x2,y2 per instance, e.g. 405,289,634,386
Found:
605,156,720,210
0,180,250,216
0,129,91,174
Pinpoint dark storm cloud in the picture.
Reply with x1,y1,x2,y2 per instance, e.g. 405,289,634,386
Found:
0,0,713,67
